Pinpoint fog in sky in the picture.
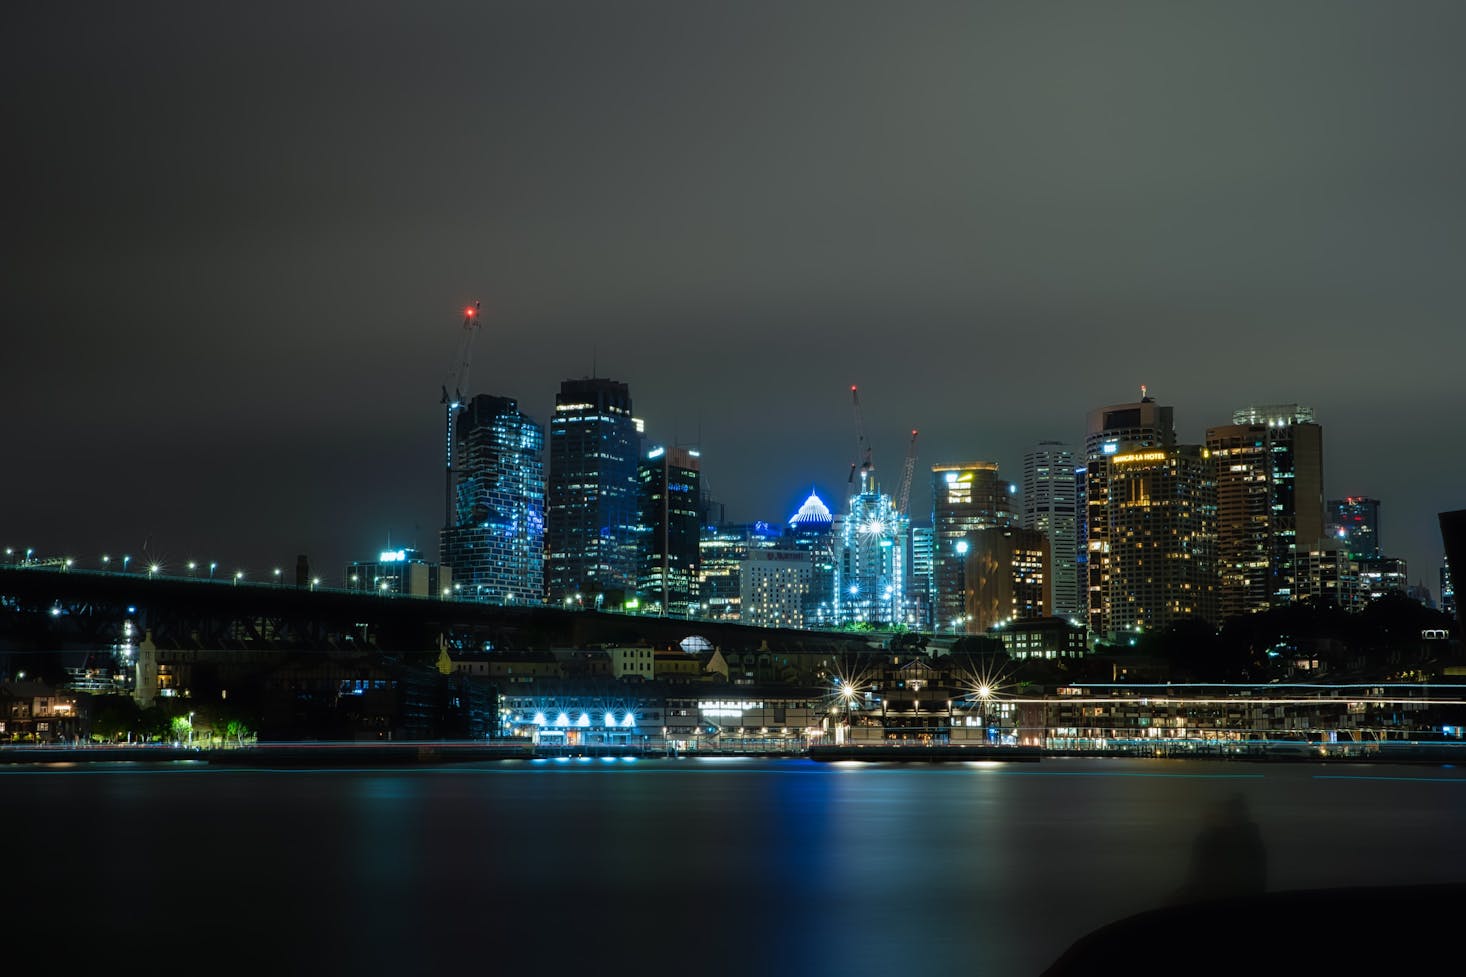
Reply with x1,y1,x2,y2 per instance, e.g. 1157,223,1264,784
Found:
5,1,1464,591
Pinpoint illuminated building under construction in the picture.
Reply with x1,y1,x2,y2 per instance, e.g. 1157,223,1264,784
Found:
833,386,918,627
834,478,909,627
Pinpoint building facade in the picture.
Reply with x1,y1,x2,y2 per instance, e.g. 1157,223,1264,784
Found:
1205,404,1324,619
835,484,909,627
347,548,453,597
931,462,1016,633
545,378,640,604
1327,497,1382,560
965,526,1051,631
1098,444,1219,635
438,393,545,604
741,548,815,629
1022,441,1080,621
636,446,701,616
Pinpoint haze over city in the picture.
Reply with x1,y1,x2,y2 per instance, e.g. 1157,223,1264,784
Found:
6,1,1463,587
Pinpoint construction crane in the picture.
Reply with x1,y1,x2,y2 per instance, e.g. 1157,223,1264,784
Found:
441,301,482,529
895,429,919,517
848,385,874,495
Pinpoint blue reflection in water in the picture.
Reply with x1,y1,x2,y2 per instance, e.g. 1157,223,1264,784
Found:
5,759,1466,975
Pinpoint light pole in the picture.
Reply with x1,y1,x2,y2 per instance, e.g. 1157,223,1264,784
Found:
234,570,243,586
122,554,131,573
273,568,282,585
101,555,110,570
148,563,160,579
209,562,217,580
310,577,320,591
187,561,197,577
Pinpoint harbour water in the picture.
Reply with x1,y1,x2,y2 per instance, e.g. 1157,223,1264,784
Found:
8,757,1465,975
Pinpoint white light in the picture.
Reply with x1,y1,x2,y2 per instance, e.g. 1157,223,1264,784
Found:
379,550,408,563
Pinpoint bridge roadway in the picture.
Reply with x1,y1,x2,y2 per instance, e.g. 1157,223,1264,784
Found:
0,565,867,655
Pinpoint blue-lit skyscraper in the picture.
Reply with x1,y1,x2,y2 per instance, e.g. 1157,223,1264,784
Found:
834,478,909,627
546,377,640,604
439,394,545,603
788,490,838,627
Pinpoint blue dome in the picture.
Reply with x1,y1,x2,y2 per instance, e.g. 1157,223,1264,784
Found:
789,492,833,529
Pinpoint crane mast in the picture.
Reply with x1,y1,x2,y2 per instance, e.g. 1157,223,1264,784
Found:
895,429,919,517
442,302,482,530
849,385,874,495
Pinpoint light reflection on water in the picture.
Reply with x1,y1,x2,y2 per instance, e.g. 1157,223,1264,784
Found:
8,758,1465,975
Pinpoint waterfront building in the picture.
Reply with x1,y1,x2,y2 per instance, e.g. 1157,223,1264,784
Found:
347,548,453,598
545,377,640,605
932,462,1016,633
835,479,909,627
1327,496,1382,560
438,394,545,604
1205,404,1324,618
965,526,1051,632
1084,393,1177,635
1097,444,1218,636
636,446,701,617
1022,441,1080,621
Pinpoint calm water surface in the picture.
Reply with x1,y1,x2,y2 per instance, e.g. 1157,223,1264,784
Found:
7,757,1465,975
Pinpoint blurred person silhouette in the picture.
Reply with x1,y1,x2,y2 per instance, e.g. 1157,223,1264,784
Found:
1172,792,1267,904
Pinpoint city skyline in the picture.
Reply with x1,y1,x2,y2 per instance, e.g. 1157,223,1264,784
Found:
7,2,1463,595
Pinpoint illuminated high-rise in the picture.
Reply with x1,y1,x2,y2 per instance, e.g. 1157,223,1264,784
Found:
1099,444,1218,635
834,479,908,627
931,462,1015,632
1084,394,1176,635
698,521,782,621
636,445,701,616
1326,497,1382,560
966,526,1051,631
1205,404,1324,618
788,491,838,627
1022,442,1079,621
438,394,545,603
546,377,640,604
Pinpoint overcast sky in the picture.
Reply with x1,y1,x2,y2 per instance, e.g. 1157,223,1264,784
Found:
5,1,1464,594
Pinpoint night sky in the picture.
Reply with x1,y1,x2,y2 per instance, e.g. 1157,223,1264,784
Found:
6,2,1464,593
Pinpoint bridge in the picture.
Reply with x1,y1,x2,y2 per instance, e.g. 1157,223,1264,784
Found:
0,565,875,657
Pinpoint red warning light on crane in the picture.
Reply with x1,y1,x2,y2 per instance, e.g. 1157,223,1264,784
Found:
464,306,477,317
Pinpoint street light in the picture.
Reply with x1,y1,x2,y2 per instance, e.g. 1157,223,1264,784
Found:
187,561,197,576
122,554,131,573
234,570,243,585
209,562,217,579
148,563,160,578
310,577,320,591
64,557,74,570
273,568,282,585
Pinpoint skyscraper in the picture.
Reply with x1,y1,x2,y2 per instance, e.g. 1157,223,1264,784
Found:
1099,444,1218,635
698,521,782,621
788,491,838,627
636,445,701,616
545,377,640,604
931,462,1015,632
1327,497,1382,560
908,521,935,630
966,526,1051,632
438,394,545,603
1085,394,1177,635
1022,441,1079,621
835,481,908,627
1205,404,1324,619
